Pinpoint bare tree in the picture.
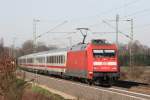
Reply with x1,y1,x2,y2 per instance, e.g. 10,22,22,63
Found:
17,40,58,56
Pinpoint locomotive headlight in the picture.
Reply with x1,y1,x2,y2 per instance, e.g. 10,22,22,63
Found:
89,71,93,77
89,71,93,74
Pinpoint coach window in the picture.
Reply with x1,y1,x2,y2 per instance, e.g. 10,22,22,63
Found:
52,56,53,63
42,57,45,63
61,56,63,63
51,56,53,63
54,56,56,63
55,56,57,63
57,56,59,64
47,57,49,63
48,56,50,63
39,58,41,63
49,56,50,63
22,59,24,63
58,56,60,64
46,57,49,63
62,56,65,63
50,56,52,63
58,56,59,64
48,56,51,63
47,57,48,63
49,57,51,63
59,56,61,64
55,56,56,63
54,56,55,63
53,56,55,63
60,56,62,64
53,56,54,63
62,56,64,63
57,56,58,64
49,56,51,63
21,59,23,63
30,58,33,63
61,56,63,64
20,59,21,63
56,56,57,63
59,56,60,64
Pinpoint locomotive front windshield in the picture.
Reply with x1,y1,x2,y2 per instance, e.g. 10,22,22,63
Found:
93,49,115,58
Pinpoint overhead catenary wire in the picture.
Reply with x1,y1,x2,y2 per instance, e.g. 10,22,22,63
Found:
127,8,150,17
65,0,142,24
32,0,149,47
37,20,68,38
99,0,141,15
102,20,132,40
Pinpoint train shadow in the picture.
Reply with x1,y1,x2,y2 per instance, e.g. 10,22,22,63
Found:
113,80,149,88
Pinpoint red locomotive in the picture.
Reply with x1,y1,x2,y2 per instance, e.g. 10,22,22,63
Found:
18,39,119,85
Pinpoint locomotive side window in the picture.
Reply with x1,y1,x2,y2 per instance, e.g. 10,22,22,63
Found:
93,49,115,58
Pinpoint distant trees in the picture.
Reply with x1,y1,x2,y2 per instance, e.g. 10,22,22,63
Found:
0,38,4,55
16,40,58,57
1,37,150,66
119,40,150,66
18,39,150,66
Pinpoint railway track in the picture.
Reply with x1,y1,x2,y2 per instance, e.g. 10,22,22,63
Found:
18,70,150,100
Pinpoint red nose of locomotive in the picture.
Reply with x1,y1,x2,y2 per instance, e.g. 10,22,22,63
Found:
90,39,118,73
93,49,118,72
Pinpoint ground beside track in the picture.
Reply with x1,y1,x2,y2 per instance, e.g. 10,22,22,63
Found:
18,70,150,100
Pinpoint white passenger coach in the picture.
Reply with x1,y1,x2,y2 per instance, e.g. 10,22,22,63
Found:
18,49,67,73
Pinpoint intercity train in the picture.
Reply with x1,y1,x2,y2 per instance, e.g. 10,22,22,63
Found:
18,39,119,85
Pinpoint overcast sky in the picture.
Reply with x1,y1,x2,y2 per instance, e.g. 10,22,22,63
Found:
0,0,150,48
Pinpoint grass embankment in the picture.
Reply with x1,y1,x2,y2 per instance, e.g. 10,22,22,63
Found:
29,85,66,100
0,77,67,100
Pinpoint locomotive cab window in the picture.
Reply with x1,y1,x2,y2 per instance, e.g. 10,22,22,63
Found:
93,49,115,58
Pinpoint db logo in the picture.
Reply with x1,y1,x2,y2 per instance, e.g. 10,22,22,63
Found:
102,62,108,65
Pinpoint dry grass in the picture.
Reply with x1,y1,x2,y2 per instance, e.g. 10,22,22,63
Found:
120,67,150,84
129,86,150,95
